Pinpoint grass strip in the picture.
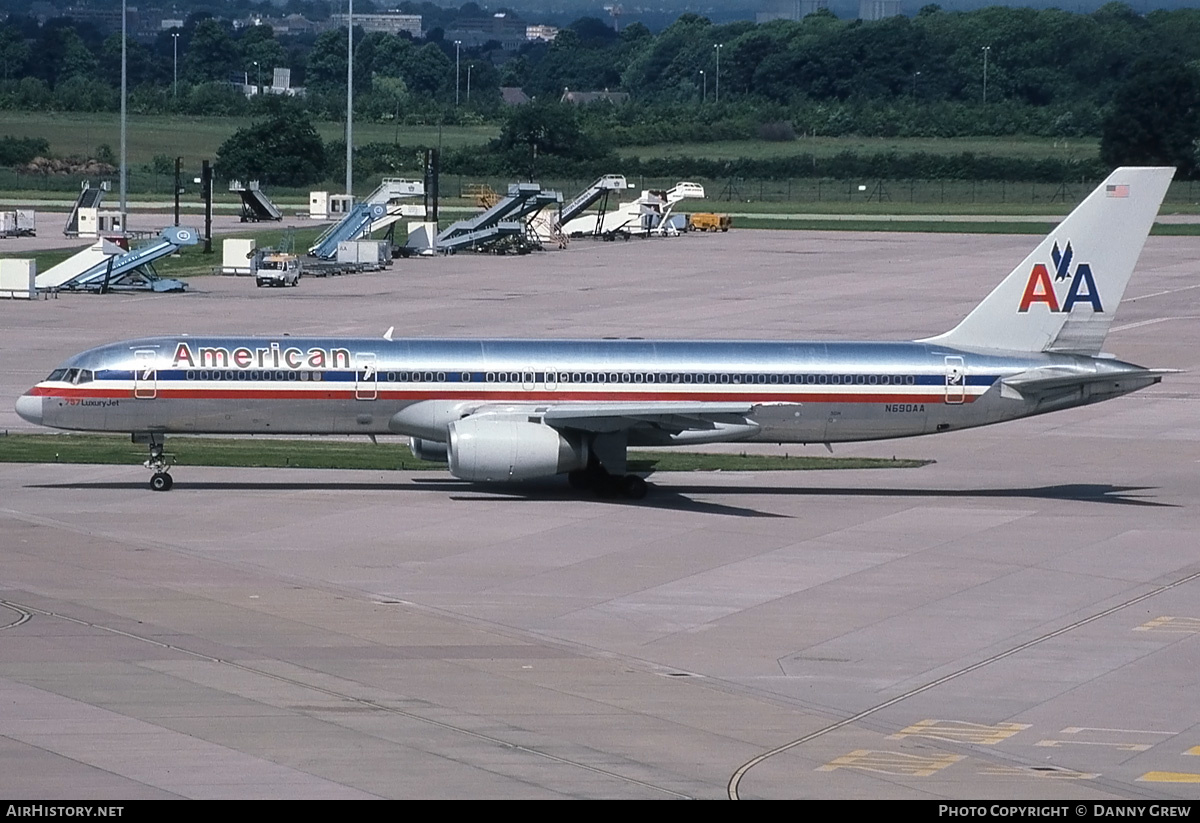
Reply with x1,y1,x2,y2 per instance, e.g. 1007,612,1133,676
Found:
730,218,1059,234
727,218,1200,236
0,433,931,473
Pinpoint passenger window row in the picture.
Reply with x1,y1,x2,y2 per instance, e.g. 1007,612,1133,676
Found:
162,370,924,386
184,370,325,382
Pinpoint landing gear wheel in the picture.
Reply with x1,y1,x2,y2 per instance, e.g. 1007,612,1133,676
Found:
620,475,648,500
594,477,619,499
143,437,174,491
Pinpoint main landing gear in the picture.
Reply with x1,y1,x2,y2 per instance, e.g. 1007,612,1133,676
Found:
139,434,174,491
567,463,648,500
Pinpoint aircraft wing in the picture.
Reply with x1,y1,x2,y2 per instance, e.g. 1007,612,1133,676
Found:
473,402,755,434
1000,367,1173,400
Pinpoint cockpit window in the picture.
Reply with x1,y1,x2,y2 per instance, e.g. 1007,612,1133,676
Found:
45,368,93,383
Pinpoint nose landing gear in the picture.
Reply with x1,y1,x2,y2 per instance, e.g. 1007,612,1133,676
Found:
138,434,174,491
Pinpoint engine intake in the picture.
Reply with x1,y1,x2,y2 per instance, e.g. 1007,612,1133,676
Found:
448,418,587,482
409,437,448,463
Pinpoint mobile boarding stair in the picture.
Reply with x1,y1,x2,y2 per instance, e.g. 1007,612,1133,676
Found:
307,178,424,261
434,183,562,253
230,180,283,222
530,174,626,247
51,227,199,293
557,174,626,234
63,181,107,237
561,181,705,238
307,202,388,260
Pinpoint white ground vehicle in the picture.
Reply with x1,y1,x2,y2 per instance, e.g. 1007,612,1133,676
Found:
255,254,301,288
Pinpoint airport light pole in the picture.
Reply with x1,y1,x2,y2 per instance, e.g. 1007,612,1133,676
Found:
912,70,922,99
981,45,991,105
346,0,353,198
700,69,705,103
119,0,127,231
713,43,722,103
171,32,178,99
466,63,472,104
454,40,461,106
253,60,260,96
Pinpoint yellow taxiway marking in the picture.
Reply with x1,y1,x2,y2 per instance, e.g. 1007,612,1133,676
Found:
1186,746,1200,756
817,749,963,777
1060,734,1171,739
1036,739,1151,751
1139,771,1200,783
1133,616,1200,633
888,719,1030,745
981,764,1097,780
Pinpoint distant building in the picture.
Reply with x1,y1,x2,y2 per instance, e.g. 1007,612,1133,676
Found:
859,0,901,20
560,89,629,105
239,67,305,98
28,3,57,24
61,4,140,35
269,15,319,36
757,0,828,23
160,18,184,30
526,25,559,42
446,14,527,49
500,87,531,106
329,12,422,37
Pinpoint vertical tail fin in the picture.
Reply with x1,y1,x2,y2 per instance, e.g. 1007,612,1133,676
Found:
921,167,1174,354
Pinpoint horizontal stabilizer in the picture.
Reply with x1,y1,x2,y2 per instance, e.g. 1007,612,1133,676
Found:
1000,366,1172,400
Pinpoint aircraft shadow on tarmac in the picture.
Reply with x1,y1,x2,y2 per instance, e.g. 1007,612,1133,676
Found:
26,479,1173,516
443,482,1174,512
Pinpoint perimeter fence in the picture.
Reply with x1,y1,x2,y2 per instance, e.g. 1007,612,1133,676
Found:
3,170,1198,211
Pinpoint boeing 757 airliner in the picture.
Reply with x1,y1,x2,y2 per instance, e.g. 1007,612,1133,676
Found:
15,167,1176,498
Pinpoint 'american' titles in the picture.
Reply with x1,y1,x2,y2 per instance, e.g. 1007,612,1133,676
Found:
171,342,352,371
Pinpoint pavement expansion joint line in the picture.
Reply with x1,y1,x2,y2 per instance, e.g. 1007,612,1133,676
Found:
0,600,33,630
4,598,695,800
726,566,1200,800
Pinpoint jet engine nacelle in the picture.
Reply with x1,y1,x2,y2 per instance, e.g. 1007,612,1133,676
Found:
447,418,588,482
409,437,448,463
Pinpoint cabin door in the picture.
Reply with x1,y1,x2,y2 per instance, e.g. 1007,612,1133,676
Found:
944,356,965,405
133,350,157,399
355,352,377,400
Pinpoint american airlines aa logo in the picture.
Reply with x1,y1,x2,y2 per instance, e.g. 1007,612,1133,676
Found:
1018,241,1102,313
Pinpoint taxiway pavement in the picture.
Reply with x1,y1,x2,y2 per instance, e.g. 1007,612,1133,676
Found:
1,230,1199,798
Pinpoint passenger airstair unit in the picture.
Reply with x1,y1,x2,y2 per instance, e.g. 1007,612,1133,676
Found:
48,227,199,293
530,174,626,248
558,174,627,232
230,179,283,222
63,180,108,237
433,183,562,253
307,178,424,260
561,181,705,238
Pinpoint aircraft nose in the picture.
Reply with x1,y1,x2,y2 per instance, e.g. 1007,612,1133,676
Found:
15,394,43,425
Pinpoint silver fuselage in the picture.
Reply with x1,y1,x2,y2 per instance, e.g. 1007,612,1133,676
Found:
18,336,1157,446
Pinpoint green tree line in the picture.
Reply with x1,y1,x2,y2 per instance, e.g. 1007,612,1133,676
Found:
3,4,1200,132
